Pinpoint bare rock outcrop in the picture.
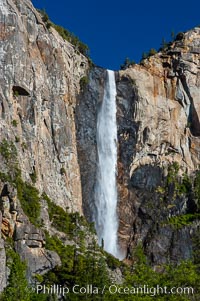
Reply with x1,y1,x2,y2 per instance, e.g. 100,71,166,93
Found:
0,0,88,213
0,0,200,291
0,0,88,291
0,183,61,284
76,67,106,220
78,28,200,265
116,27,200,262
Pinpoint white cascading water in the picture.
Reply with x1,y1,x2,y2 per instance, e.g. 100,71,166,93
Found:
94,69,121,259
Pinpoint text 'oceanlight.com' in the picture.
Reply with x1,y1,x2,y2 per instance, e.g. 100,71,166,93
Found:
36,284,194,297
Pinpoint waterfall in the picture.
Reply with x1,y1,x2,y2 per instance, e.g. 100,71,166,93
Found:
94,69,121,259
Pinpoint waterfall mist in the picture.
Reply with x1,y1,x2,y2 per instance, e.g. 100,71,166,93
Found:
94,70,122,259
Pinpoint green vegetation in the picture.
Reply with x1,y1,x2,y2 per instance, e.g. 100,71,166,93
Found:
140,30,185,63
0,162,41,227
30,169,37,184
60,167,66,175
154,163,198,231
0,139,41,226
0,242,49,301
177,173,192,194
13,90,19,97
0,139,17,162
37,9,51,29
192,228,200,267
38,9,89,57
39,192,199,299
79,75,89,91
194,170,200,210
0,136,200,300
41,233,111,300
167,162,180,185
52,24,89,57
15,136,20,143
166,162,192,196
123,245,199,301
159,31,184,51
168,213,200,229
171,30,175,41
0,248,31,301
120,57,135,70
105,252,122,269
38,8,185,70
175,32,184,41
1,241,199,301
39,9,49,23
36,197,118,299
141,48,158,62
15,176,41,226
42,193,91,239
0,171,12,182
148,48,157,56
11,120,18,127
159,37,171,51
21,141,28,150
43,193,76,236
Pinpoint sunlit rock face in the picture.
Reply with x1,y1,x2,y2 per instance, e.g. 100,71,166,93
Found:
0,0,88,289
0,0,88,213
116,27,200,263
78,27,200,264
0,0,200,291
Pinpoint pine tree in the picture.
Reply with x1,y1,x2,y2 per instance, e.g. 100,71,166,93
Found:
1,250,31,301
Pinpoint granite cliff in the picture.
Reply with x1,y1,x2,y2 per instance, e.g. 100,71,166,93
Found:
0,0,88,291
116,30,200,265
0,0,200,296
77,28,200,265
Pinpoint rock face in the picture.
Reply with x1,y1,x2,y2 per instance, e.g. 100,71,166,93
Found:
0,0,200,292
116,28,200,263
0,0,88,213
78,28,200,265
14,209,61,283
0,0,87,290
115,28,200,262
76,67,106,220
0,183,61,284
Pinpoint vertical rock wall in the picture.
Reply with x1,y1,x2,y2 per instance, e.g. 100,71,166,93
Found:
78,28,200,265
0,0,200,286
0,0,88,289
0,0,88,213
76,67,106,220
116,28,200,263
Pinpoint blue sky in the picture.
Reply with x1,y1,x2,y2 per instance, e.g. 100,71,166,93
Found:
31,0,200,70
